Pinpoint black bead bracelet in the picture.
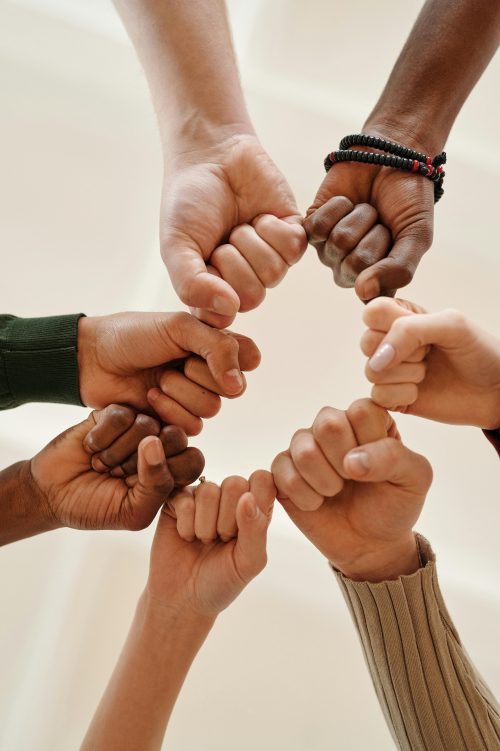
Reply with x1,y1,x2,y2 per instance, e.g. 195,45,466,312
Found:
324,134,446,203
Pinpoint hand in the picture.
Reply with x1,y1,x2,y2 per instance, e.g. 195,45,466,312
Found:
30,405,204,531
146,471,275,618
362,298,500,429
272,399,432,581
304,126,434,301
161,133,307,328
78,311,261,435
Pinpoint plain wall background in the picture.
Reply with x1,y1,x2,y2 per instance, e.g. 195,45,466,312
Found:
0,1,499,749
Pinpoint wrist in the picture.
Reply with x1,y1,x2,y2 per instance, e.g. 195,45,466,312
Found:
165,116,256,166
77,316,100,408
334,533,421,583
361,115,446,158
140,588,215,637
0,460,61,546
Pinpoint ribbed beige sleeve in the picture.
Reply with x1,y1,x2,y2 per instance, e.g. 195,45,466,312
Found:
334,536,500,751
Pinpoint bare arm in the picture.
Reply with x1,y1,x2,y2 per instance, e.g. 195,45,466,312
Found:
81,473,275,750
111,0,253,152
112,0,305,326
365,0,500,152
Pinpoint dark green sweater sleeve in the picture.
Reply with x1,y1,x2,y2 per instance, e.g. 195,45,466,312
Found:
0,314,85,409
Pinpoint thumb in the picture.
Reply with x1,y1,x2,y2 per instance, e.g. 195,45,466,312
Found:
367,308,463,373
343,437,433,496
355,230,430,300
127,436,175,530
162,236,240,319
233,492,269,583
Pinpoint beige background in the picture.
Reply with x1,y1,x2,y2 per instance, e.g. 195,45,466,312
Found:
0,1,499,749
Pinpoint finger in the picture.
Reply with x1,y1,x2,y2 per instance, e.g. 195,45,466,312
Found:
338,223,391,287
362,296,426,332
110,425,189,478
91,413,160,473
324,203,378,270
355,229,431,301
233,492,268,583
346,398,395,446
159,312,246,395
147,389,203,436
371,383,420,411
271,451,324,511
167,447,205,487
289,429,343,497
189,266,237,329
365,361,426,386
229,224,288,287
158,370,221,418
83,404,136,454
167,488,196,541
161,233,240,319
252,214,307,266
194,481,221,543
344,437,433,495
367,308,465,373
360,328,428,363
217,475,249,541
125,436,175,530
248,469,276,519
211,243,266,312
304,196,354,245
311,407,358,480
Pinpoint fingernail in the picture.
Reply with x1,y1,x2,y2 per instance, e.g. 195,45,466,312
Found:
213,296,235,316
369,343,395,372
346,450,371,476
223,368,244,393
147,388,160,402
360,278,380,301
144,438,164,466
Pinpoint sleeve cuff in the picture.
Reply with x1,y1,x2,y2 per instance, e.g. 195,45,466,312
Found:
0,314,85,408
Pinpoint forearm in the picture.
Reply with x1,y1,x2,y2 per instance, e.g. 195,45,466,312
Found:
335,536,500,751
112,0,254,154
0,460,59,546
81,590,214,751
365,0,500,153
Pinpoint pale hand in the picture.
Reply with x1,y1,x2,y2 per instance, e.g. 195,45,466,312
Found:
272,399,432,581
363,298,500,429
161,134,307,328
147,471,275,617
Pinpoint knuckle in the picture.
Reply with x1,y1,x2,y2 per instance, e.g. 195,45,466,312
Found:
292,442,318,468
312,409,344,444
346,397,375,423
259,256,287,287
135,413,160,435
199,395,221,418
229,223,251,245
307,212,332,242
333,265,355,288
107,404,135,429
238,284,266,311
330,224,355,251
443,308,466,329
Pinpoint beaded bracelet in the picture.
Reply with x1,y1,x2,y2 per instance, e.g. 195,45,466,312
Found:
324,133,446,203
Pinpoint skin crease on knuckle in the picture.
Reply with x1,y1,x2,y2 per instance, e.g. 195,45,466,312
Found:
106,405,136,430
